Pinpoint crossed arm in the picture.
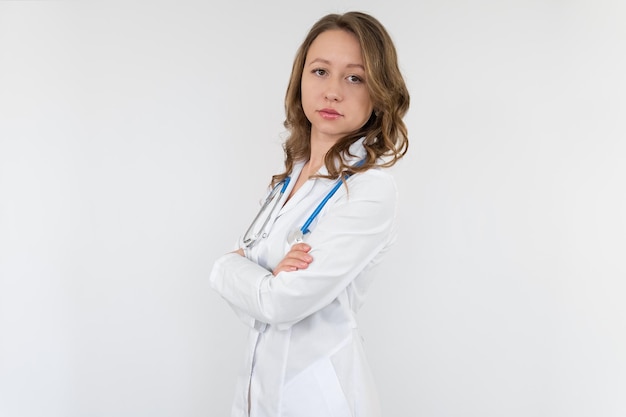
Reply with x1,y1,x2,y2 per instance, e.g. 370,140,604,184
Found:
233,243,313,276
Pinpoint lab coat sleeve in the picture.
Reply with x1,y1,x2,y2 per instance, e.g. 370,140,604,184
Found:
225,299,258,329
216,239,265,329
209,170,397,329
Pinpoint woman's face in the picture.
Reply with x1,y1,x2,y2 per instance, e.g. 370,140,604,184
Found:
300,29,374,145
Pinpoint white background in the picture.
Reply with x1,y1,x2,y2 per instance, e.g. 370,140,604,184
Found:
1,1,625,416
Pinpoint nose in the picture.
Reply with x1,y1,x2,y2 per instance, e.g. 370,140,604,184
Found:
324,77,343,102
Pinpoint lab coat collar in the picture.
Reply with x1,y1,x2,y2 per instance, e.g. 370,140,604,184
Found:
278,137,367,217
316,137,367,177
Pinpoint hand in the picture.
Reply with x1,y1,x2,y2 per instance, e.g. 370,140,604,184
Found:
272,243,313,276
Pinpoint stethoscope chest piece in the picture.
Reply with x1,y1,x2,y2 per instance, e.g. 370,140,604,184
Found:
287,229,306,246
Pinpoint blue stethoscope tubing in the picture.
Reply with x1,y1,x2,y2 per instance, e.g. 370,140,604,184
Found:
242,159,364,248
299,173,347,234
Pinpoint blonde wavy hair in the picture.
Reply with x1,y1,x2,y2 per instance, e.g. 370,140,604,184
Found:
272,11,410,185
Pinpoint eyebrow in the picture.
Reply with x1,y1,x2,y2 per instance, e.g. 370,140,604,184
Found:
308,58,365,70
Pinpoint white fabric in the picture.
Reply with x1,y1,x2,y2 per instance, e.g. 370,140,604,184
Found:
210,139,398,417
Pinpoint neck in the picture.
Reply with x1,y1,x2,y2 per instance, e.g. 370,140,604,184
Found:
308,132,337,173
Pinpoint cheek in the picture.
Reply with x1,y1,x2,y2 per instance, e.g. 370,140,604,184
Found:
300,75,316,97
300,91,313,120
300,80,314,108
358,94,374,119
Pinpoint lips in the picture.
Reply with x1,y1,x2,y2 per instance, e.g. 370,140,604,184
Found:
318,108,342,120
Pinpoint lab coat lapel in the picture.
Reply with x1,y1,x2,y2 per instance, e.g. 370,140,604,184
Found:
277,137,367,218
277,161,335,218
277,161,305,216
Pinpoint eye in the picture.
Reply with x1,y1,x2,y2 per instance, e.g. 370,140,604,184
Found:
312,68,327,77
347,74,363,84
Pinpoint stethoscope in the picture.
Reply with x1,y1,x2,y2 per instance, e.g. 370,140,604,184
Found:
241,160,363,248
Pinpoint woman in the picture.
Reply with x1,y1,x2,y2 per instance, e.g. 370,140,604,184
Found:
210,11,409,417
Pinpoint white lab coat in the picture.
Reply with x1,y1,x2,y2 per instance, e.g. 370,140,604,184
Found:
210,139,398,417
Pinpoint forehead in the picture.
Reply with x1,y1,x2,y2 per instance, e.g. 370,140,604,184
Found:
305,29,364,65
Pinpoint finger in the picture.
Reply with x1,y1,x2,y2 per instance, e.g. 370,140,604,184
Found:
281,256,312,269
272,263,298,276
290,242,311,253
231,248,245,257
284,251,313,264
272,257,312,276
